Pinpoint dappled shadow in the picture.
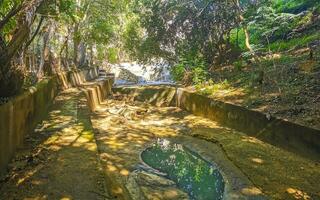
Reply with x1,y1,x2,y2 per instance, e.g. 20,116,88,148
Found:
92,95,320,200
0,89,105,200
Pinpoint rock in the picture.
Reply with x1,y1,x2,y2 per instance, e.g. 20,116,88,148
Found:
126,172,146,200
126,170,189,200
305,117,314,123
106,65,140,84
118,68,140,83
141,186,189,200
136,171,175,187
170,124,192,135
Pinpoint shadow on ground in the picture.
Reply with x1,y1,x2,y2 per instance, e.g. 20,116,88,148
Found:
0,89,106,200
91,96,320,200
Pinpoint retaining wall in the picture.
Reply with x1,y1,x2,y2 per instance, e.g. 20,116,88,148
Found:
176,88,320,161
113,86,320,161
57,67,99,90
113,86,176,107
81,77,114,111
0,67,100,177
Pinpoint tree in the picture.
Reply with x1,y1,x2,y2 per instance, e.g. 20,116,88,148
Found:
129,0,238,65
0,0,121,97
0,0,45,97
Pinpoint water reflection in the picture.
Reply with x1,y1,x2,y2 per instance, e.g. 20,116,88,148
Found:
141,139,225,200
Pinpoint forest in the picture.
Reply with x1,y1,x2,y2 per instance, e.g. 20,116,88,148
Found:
0,0,320,199
0,0,319,127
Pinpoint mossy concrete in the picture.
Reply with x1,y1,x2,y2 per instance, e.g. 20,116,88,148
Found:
0,89,106,199
0,78,58,178
113,86,176,107
81,78,114,111
176,88,320,161
91,90,319,199
113,86,320,161
0,67,101,177
0,79,320,200
56,67,99,90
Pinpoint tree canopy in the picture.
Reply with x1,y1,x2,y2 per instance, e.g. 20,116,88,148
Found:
0,0,319,97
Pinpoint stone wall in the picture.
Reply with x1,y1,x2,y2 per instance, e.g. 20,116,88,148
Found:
0,67,100,177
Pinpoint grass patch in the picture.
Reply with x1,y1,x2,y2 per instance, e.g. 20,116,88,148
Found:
195,79,232,96
267,32,320,52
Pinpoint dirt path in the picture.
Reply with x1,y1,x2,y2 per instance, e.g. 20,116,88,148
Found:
0,89,108,200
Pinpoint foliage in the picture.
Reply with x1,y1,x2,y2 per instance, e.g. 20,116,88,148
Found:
195,79,231,96
230,28,247,51
273,0,320,13
123,16,142,59
267,32,320,51
0,0,23,39
171,54,208,85
0,0,131,97
1,0,320,96
107,48,119,64
233,60,246,71
131,0,239,65
249,6,298,42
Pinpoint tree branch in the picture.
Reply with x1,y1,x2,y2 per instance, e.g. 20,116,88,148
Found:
0,3,24,30
24,16,44,50
0,0,45,72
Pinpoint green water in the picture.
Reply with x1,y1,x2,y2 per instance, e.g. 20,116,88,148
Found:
141,139,225,200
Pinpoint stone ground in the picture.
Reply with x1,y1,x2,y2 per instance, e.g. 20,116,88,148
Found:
0,88,319,200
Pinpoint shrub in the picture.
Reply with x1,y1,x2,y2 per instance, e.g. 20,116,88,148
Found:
170,54,208,85
107,48,118,64
267,32,320,51
0,66,24,97
233,60,246,71
195,79,231,96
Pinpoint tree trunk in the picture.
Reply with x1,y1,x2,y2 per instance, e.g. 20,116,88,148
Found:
59,34,69,71
73,23,80,66
65,37,70,70
37,21,52,77
233,0,253,52
89,45,94,66
78,42,86,67
0,0,45,97
243,25,253,52
0,36,6,53
0,0,44,67
0,3,24,31
24,16,44,50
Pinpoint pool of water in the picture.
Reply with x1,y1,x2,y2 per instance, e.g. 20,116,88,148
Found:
141,139,225,200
